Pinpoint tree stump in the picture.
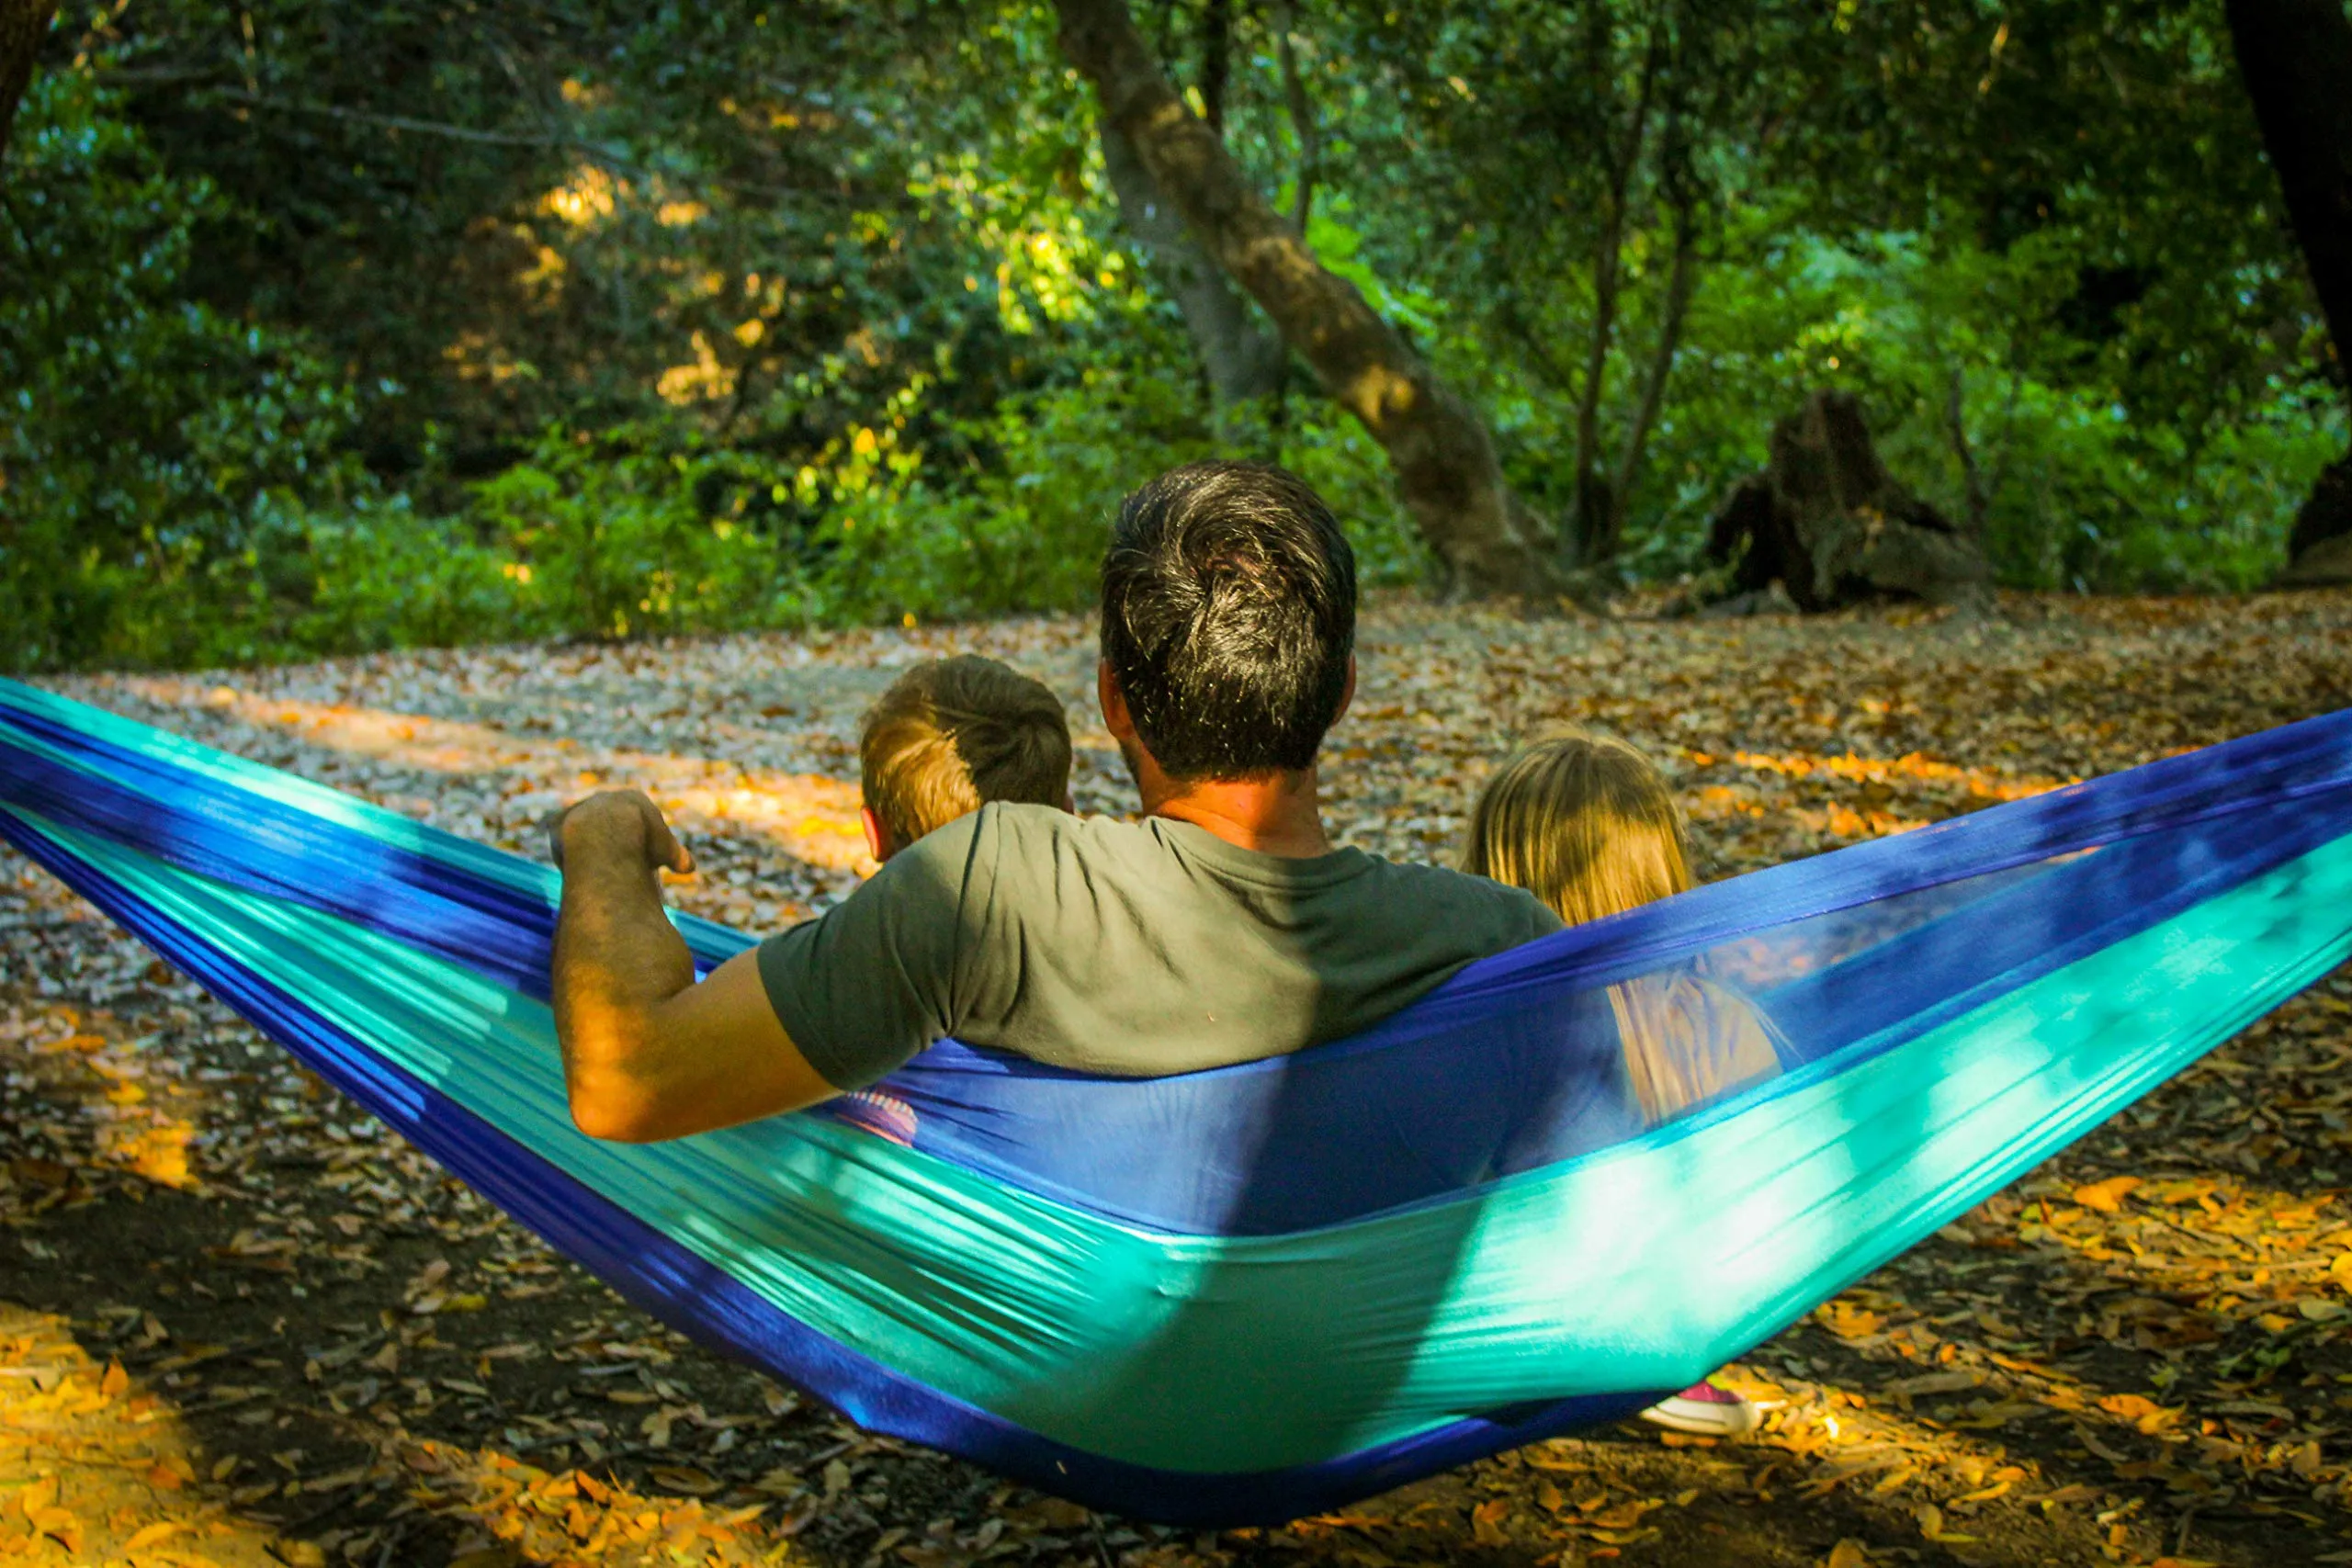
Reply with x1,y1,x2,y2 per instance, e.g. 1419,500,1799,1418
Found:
1704,390,1993,612
2280,454,2352,587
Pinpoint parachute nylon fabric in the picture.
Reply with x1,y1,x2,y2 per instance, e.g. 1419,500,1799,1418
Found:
3,679,2350,1525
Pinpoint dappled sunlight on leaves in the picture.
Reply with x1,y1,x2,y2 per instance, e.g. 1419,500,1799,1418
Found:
0,1301,307,1565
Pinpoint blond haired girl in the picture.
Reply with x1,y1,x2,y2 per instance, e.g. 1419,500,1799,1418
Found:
1464,727,1784,1124
1464,728,1783,1435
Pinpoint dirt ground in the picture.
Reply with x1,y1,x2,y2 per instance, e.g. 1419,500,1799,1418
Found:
6,588,2352,1568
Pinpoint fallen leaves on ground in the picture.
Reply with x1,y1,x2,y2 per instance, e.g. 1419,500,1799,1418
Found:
6,587,2352,1568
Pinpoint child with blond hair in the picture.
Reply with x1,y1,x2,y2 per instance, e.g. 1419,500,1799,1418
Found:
825,655,1072,1145
1463,726,1784,1436
1462,728,1784,1123
856,655,1073,862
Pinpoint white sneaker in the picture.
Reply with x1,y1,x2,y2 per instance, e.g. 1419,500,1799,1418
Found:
1638,1379,1760,1437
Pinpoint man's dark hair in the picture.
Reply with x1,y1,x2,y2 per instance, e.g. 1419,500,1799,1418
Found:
1100,460,1357,780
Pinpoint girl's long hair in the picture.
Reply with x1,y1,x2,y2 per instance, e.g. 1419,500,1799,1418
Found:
1461,728,1692,925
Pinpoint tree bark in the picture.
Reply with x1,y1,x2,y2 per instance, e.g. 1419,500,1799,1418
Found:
0,0,58,171
1605,198,1700,559
1566,192,1628,567
1196,0,1231,138
1944,364,1990,536
1565,45,1663,571
1272,0,1316,233
2225,0,2352,578
1098,120,1285,412
1055,0,1561,595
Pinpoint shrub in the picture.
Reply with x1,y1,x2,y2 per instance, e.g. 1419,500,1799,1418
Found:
1,72,373,671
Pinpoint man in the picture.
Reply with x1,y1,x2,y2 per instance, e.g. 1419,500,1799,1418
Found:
550,460,1561,1144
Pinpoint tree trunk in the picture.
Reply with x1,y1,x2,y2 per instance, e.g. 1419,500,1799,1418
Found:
1098,120,1285,414
1944,364,1990,536
1605,202,1700,558
1196,0,1231,138
1566,193,1628,569
1272,0,1316,232
0,0,58,171
2225,0,2352,579
1704,390,1993,612
1055,0,1560,596
1565,48,1663,571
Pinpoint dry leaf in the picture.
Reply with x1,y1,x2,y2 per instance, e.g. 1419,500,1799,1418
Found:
649,1465,723,1496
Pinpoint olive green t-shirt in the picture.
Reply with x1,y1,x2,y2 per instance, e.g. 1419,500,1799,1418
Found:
755,802,1562,1089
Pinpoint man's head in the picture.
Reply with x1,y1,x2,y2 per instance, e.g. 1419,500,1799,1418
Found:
1099,461,1356,783
858,655,1072,860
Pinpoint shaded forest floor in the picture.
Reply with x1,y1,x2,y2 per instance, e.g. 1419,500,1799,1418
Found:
7,588,2352,1568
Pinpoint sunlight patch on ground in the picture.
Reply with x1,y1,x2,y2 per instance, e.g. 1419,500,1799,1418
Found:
1703,747,2072,807
392,1438,799,1565
6,1009,208,1198
116,681,873,875
0,1303,288,1566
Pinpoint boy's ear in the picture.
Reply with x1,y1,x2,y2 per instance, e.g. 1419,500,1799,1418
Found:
1060,791,1076,814
859,805,895,863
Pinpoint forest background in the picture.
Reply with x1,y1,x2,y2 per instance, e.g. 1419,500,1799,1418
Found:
3,0,2349,672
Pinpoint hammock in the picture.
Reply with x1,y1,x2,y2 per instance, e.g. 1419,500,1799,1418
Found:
2,676,2348,1527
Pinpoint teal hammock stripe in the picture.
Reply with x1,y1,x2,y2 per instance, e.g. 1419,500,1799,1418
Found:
3,676,2350,1520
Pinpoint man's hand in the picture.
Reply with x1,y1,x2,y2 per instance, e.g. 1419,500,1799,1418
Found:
550,791,836,1142
551,790,695,877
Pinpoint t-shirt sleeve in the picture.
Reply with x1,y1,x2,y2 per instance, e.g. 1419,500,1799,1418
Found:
753,812,991,1090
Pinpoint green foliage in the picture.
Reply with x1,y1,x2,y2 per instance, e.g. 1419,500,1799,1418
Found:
1,72,372,671
1323,0,2334,584
1623,225,2344,590
458,431,799,639
6,0,2346,674
785,352,1428,626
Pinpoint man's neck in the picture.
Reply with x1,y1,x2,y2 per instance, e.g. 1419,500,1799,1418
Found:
1136,764,1333,859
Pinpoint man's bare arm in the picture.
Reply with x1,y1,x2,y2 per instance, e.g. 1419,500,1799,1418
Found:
552,791,838,1142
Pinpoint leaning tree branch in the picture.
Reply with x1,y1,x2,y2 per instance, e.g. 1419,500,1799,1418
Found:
1099,116,1283,410
2225,0,2352,361
1054,0,1559,596
2224,0,2352,576
186,86,876,209
206,85,596,149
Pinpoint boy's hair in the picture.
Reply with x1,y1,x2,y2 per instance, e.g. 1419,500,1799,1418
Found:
859,656,1072,849
1100,460,1356,781
1461,728,1693,926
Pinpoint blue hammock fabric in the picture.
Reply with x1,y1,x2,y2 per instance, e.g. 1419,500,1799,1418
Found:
3,675,2351,1526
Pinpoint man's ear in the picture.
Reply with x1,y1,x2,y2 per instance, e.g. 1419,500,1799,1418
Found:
1097,659,1136,743
859,805,895,863
1334,654,1358,725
